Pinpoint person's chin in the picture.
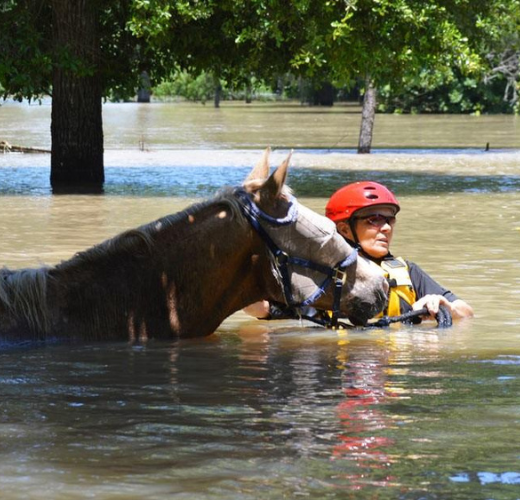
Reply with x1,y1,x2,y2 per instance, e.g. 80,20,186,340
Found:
373,244,389,257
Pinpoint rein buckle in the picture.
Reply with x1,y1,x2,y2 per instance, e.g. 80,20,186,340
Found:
275,251,289,266
334,267,347,284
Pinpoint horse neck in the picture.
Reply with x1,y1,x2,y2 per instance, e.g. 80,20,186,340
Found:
161,200,273,336
0,198,278,344
50,197,275,339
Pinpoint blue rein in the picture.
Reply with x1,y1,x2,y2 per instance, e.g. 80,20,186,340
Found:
236,189,358,328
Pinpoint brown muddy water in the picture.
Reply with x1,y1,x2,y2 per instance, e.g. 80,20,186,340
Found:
0,101,519,499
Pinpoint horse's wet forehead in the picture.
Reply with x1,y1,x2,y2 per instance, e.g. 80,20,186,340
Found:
267,208,350,265
296,204,336,235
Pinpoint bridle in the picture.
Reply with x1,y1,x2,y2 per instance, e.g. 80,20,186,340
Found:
236,189,358,328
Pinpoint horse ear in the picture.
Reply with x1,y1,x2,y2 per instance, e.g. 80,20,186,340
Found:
260,150,292,199
246,147,271,182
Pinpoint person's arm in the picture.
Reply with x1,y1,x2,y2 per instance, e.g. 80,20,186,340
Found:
243,300,271,319
412,294,474,320
450,298,474,319
408,262,474,320
243,301,315,320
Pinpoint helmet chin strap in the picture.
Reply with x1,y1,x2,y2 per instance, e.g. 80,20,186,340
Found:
347,219,359,245
337,219,360,247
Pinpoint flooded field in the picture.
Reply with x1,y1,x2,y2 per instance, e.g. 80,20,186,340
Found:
0,101,519,499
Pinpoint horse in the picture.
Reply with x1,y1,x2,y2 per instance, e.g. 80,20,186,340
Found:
0,150,387,346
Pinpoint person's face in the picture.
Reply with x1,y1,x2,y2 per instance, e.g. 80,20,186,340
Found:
336,206,397,259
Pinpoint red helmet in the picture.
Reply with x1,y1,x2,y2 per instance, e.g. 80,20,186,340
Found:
325,181,400,222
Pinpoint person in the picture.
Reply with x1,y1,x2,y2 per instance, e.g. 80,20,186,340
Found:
244,181,473,324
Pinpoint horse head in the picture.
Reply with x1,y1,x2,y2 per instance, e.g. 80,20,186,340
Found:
240,148,388,326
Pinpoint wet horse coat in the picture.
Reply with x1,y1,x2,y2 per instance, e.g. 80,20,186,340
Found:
0,153,387,345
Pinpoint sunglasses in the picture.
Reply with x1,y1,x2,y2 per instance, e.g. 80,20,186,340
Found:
357,214,396,228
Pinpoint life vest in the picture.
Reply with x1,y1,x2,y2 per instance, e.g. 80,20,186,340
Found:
373,257,416,317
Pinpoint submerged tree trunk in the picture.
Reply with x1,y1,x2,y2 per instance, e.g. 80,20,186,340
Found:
214,74,222,108
245,80,252,104
50,0,104,193
357,77,377,154
137,71,152,103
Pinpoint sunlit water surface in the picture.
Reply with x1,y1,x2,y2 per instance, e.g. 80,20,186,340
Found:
0,102,519,499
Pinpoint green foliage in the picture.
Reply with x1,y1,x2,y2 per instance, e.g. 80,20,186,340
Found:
0,0,53,100
378,68,514,114
0,0,518,115
127,0,173,39
154,70,216,103
313,0,486,86
153,69,280,103
475,0,520,111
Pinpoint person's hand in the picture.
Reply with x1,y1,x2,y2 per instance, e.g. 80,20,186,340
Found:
413,294,452,320
243,300,271,319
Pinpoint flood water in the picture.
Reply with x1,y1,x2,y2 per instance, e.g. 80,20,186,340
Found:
0,101,520,499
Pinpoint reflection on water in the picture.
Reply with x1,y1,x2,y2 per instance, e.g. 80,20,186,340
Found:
0,103,519,498
0,332,519,499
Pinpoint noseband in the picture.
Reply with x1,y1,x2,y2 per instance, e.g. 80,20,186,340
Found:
236,189,358,328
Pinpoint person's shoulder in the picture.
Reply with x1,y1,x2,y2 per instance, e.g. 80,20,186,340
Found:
403,260,436,285
383,254,419,272
402,259,424,275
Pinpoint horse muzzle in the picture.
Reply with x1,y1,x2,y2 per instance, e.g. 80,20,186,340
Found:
346,276,389,326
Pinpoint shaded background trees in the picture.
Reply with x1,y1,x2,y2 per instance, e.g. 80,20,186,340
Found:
1,0,518,191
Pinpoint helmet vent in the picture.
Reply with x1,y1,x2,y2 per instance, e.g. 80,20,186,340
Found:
365,193,379,199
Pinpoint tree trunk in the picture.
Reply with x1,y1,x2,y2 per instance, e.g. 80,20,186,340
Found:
214,75,222,108
313,82,335,106
50,0,104,193
245,80,252,104
137,71,151,103
357,77,377,154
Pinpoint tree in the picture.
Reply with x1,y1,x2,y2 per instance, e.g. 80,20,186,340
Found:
50,0,104,190
0,0,509,191
214,0,497,151
289,0,490,152
479,1,520,110
376,1,520,115
0,0,218,191
1,1,131,191
0,0,53,101
127,1,299,104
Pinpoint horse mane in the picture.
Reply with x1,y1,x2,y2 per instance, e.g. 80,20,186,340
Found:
0,188,248,337
0,267,51,334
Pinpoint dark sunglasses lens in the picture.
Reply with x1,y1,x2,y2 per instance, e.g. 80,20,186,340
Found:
366,215,395,227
